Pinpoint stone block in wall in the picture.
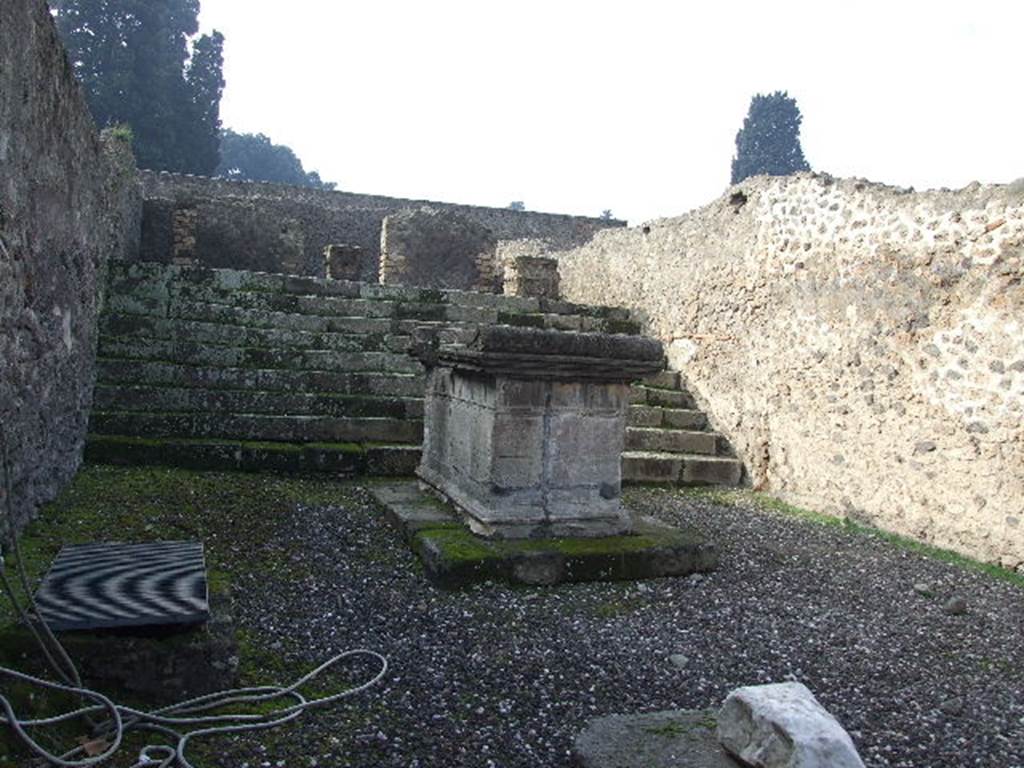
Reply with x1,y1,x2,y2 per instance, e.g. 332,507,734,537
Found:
503,255,561,299
324,243,363,281
380,207,498,292
277,217,305,275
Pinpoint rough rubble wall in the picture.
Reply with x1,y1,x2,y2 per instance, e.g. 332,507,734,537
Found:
380,208,499,292
138,171,623,280
0,0,140,533
555,173,1024,569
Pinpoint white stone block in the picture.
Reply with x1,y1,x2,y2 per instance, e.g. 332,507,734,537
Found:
717,682,864,768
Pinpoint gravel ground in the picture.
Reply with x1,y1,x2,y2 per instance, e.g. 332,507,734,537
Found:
213,485,1023,768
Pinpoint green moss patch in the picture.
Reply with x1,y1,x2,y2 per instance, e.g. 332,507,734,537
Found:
372,482,717,589
85,434,370,475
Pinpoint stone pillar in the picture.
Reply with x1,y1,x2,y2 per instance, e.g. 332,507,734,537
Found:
324,243,363,281
503,255,561,299
171,207,197,265
414,325,663,539
277,218,305,275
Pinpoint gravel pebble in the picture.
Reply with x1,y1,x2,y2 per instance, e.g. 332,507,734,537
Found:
943,596,968,616
213,486,1024,768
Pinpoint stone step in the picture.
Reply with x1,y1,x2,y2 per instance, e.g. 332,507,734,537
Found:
629,386,697,409
84,434,420,476
166,301,397,335
621,451,743,487
107,262,639,329
106,290,641,338
642,370,680,390
96,360,426,397
174,285,539,327
93,385,423,420
625,427,717,455
100,314,413,354
108,261,634,320
98,338,423,375
627,405,707,431
89,411,423,444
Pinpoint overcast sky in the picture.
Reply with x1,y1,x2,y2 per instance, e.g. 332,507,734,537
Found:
197,0,1023,224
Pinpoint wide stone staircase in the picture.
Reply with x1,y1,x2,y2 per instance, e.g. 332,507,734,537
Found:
87,261,742,486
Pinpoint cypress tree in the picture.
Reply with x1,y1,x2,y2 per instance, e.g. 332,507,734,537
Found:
52,0,225,175
731,91,811,184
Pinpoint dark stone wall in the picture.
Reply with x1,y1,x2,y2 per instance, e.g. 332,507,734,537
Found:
0,0,140,534
380,208,498,292
139,171,624,281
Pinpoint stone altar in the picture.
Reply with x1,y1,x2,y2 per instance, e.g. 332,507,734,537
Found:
414,325,663,539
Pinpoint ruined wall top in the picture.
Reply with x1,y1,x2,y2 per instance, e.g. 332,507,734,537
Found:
138,170,624,280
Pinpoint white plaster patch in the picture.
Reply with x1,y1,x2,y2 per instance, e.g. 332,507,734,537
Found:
667,338,698,369
57,306,73,352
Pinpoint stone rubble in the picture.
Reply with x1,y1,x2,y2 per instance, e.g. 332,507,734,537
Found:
717,682,865,768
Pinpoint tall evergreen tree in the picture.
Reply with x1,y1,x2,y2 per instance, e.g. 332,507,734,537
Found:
185,31,226,175
731,91,811,184
52,0,225,175
216,130,336,190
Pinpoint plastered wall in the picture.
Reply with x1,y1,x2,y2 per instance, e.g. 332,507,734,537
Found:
554,173,1024,569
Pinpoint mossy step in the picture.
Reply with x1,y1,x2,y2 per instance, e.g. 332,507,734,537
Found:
625,427,717,456
628,386,697,409
88,411,423,444
108,261,634,319
622,451,743,487
162,301,396,335
371,482,718,588
172,287,455,322
93,385,424,420
106,293,639,338
642,370,681,390
101,314,411,354
627,405,707,431
84,434,419,476
96,360,426,397
98,338,423,375
173,286,548,327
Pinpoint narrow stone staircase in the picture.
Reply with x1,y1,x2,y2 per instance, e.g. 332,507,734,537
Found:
88,261,743,487
622,370,743,487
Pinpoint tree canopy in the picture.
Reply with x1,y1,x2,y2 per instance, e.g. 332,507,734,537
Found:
731,91,811,184
52,0,225,175
215,130,336,190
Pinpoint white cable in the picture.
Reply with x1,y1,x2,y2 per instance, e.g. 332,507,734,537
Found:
0,428,388,767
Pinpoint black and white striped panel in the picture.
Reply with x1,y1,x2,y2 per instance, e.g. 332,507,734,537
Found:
34,541,209,631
